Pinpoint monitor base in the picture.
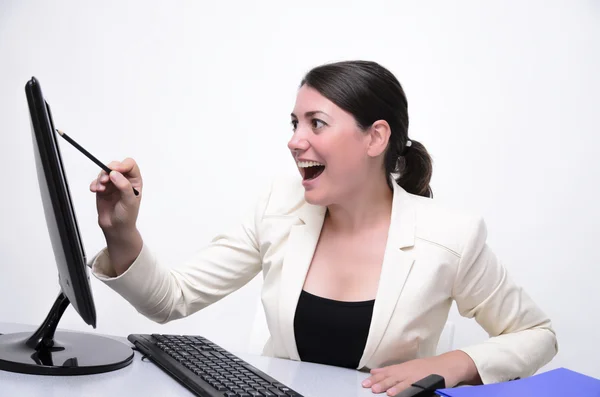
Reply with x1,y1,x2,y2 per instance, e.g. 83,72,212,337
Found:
0,292,133,375
0,331,134,375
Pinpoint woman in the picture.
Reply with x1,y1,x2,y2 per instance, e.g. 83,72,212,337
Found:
89,60,557,396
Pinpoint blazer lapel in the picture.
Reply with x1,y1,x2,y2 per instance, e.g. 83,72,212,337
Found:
278,202,326,361
358,182,417,369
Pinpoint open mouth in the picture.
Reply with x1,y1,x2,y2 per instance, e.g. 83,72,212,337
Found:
303,165,325,181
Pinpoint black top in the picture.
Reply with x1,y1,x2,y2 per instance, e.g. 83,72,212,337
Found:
293,290,375,369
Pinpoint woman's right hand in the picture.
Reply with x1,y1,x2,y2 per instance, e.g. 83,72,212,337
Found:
89,157,143,236
90,157,144,276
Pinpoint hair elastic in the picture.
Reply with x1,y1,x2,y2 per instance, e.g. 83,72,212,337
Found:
401,140,412,156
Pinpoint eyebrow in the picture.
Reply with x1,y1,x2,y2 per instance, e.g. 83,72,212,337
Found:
290,111,330,119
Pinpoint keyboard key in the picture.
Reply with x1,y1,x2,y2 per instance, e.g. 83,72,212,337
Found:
268,388,286,396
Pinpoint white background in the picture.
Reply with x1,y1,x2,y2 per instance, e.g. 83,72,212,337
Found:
1,0,599,380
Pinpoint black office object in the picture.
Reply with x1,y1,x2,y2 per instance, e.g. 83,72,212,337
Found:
0,77,134,375
395,374,446,397
129,333,304,397
55,128,139,196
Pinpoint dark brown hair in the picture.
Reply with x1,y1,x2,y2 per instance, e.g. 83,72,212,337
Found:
300,60,433,197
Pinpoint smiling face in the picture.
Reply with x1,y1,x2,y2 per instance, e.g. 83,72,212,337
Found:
288,85,381,206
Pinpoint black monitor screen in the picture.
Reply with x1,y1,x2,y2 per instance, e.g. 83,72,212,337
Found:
26,77,96,327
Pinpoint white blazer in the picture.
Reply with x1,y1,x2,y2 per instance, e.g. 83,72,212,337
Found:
90,175,558,385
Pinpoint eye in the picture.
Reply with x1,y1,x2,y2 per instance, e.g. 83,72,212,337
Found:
290,119,298,131
311,119,327,129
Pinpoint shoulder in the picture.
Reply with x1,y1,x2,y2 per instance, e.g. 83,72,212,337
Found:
399,187,487,257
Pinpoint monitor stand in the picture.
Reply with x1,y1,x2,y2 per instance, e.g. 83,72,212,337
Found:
0,292,133,375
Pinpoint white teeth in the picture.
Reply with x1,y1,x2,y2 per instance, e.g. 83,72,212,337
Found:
297,161,324,168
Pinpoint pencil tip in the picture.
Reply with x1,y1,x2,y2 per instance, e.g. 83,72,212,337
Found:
56,129,64,136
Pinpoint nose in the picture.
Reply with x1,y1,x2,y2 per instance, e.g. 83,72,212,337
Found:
287,131,310,154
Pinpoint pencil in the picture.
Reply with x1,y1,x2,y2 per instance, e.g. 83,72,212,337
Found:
56,129,139,196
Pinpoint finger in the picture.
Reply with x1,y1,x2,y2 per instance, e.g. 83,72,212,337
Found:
371,367,385,374
91,171,115,194
102,161,122,176
91,174,109,191
372,376,402,394
90,181,108,194
95,174,103,192
109,170,136,202
362,372,388,388
386,381,411,396
115,157,141,179
93,172,109,186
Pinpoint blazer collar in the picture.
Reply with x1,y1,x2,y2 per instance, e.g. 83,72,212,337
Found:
358,181,416,368
387,180,417,249
277,179,418,366
277,201,326,361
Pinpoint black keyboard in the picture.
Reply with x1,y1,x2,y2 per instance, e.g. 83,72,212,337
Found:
128,333,304,397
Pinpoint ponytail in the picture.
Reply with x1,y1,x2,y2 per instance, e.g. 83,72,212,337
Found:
390,139,433,198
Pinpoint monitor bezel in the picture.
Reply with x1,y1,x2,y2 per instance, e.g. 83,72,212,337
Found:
25,76,96,327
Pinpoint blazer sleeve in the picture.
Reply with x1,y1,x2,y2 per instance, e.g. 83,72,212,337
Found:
88,182,272,324
452,217,558,385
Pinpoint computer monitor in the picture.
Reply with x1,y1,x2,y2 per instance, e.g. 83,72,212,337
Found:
0,77,134,375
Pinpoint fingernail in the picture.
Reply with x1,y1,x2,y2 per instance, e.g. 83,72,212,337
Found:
362,380,371,387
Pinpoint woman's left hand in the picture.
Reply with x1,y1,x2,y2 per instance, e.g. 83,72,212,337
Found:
361,351,480,396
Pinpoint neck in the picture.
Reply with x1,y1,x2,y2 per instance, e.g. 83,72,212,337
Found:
325,175,393,233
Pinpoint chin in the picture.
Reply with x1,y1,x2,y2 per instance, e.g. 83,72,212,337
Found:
303,188,331,207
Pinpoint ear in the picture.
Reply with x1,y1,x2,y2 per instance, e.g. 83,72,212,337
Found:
366,120,391,157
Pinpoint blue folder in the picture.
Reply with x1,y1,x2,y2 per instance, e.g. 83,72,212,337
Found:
435,367,600,397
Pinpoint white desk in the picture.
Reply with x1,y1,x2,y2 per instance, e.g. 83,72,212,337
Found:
0,322,375,397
